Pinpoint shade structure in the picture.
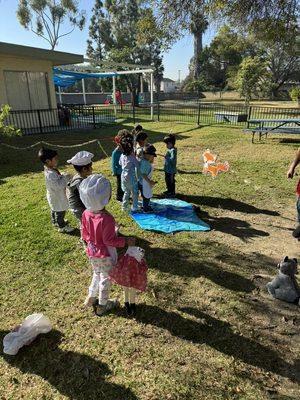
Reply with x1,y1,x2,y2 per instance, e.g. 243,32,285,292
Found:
53,67,118,88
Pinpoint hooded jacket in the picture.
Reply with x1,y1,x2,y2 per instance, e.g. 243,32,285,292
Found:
67,174,86,212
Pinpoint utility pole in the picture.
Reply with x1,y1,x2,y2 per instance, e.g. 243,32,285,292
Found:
178,70,181,83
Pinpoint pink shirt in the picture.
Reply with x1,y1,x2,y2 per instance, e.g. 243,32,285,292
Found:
81,210,126,258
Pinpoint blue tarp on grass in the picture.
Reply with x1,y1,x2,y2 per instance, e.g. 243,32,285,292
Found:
131,199,210,233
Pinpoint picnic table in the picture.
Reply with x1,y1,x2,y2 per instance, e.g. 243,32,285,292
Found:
244,118,300,143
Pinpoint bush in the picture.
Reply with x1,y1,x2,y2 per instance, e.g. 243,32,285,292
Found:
0,105,21,137
289,87,300,104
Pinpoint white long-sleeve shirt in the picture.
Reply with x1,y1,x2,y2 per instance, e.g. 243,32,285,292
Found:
44,167,69,212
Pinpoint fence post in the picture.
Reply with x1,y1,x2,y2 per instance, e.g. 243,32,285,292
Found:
247,106,252,128
197,101,201,126
37,109,43,134
92,106,96,129
157,94,160,121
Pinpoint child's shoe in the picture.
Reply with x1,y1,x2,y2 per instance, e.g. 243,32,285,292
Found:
292,225,300,239
143,206,154,213
124,302,132,316
131,207,141,213
130,303,137,317
166,193,176,199
58,225,75,233
84,296,96,308
94,299,119,316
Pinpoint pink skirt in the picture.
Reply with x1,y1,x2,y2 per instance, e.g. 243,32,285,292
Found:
109,254,148,292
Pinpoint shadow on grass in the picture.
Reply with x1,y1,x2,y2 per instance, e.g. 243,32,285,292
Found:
200,210,270,241
0,329,138,400
135,305,300,384
270,137,300,146
138,238,275,293
0,125,189,180
180,195,280,217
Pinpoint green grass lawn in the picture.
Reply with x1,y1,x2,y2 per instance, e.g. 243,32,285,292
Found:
0,121,300,399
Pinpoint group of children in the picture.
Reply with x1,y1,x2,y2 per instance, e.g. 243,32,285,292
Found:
38,125,177,316
112,125,177,212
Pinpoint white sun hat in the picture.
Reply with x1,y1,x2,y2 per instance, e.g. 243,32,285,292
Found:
67,151,94,166
79,174,111,211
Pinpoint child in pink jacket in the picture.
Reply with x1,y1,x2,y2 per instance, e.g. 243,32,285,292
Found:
79,174,135,316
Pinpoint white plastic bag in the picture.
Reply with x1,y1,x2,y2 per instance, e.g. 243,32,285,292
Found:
3,314,52,355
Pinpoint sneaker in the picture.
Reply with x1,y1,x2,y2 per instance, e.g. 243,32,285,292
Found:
58,225,75,233
130,303,137,317
131,207,141,213
143,207,154,213
292,225,300,239
124,302,132,316
84,296,96,308
94,299,120,316
165,193,176,199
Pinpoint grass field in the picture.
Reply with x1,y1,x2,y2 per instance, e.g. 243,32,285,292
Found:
0,121,300,400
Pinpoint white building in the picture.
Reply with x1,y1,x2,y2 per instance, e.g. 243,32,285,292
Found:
160,78,178,93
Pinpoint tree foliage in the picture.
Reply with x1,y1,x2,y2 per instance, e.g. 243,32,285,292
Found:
289,87,300,105
155,0,299,40
17,0,86,49
86,0,166,97
0,105,21,137
235,57,270,104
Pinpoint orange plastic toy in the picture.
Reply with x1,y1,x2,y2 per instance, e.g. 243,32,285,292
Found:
202,149,229,178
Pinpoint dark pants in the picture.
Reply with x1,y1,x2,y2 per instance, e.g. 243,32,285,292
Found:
297,197,300,223
51,210,66,228
116,174,124,202
165,173,176,195
139,182,151,210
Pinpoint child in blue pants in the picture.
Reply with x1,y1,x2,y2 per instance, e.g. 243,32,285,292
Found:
111,136,124,202
119,131,139,212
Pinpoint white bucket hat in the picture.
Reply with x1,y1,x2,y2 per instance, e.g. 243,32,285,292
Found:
79,174,111,211
67,151,94,166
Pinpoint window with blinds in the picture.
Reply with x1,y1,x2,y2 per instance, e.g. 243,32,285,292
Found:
4,71,51,110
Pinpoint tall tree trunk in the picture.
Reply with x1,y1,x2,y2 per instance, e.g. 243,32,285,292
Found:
193,31,203,80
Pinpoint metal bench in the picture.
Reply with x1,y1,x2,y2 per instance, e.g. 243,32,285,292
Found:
243,118,300,143
214,111,248,123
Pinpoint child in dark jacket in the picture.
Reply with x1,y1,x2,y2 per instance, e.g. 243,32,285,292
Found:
163,134,177,197
67,151,94,223
111,135,124,202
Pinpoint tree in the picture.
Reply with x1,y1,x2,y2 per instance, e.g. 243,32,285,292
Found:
86,1,166,102
190,13,208,80
86,0,113,65
17,0,86,50
235,57,270,105
252,20,300,98
289,87,300,106
155,0,299,39
0,105,21,137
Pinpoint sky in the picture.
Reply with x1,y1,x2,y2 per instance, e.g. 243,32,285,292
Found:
0,0,216,81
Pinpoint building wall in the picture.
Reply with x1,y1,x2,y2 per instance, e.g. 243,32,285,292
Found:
160,81,177,93
0,54,56,109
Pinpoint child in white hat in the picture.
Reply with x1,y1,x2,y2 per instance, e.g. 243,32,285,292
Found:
79,174,135,316
67,151,94,224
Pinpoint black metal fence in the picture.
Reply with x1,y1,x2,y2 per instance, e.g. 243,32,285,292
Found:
4,100,300,135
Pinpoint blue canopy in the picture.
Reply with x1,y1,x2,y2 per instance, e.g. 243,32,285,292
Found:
53,68,118,88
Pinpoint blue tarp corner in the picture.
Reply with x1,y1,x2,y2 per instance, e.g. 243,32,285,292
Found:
131,199,210,233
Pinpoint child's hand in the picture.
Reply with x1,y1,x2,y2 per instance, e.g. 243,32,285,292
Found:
287,168,295,179
127,237,136,247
